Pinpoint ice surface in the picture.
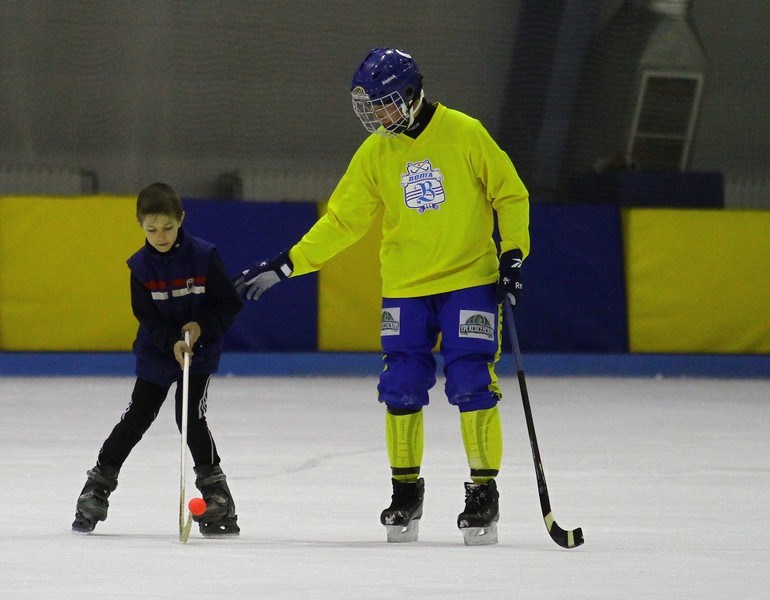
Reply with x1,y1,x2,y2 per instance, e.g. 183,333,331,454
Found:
1,375,768,599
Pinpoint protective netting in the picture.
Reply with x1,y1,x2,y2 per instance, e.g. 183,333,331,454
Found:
563,1,707,177
1,2,767,207
553,0,767,208
0,2,518,198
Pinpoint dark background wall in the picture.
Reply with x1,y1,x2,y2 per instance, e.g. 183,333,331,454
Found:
1,1,768,202
0,1,520,197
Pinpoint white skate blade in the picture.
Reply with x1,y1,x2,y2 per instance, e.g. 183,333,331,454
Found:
385,519,420,543
460,522,498,546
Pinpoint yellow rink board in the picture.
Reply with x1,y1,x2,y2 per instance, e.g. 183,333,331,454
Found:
317,203,383,352
624,208,770,353
0,196,140,350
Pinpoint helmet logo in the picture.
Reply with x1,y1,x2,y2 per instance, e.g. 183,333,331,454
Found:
382,74,397,85
400,159,446,214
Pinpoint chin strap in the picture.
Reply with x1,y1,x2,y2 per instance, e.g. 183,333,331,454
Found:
405,89,425,129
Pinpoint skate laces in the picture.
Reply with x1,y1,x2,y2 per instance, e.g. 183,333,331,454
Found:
465,487,486,509
391,480,422,505
463,482,496,512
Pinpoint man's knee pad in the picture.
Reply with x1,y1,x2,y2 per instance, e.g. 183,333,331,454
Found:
378,353,435,410
445,357,500,411
451,393,499,412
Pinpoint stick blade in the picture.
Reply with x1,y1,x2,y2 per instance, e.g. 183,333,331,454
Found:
547,519,584,549
179,512,192,543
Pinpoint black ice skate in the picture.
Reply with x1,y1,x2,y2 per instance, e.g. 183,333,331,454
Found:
194,464,240,537
71,464,119,534
457,479,499,546
380,478,424,543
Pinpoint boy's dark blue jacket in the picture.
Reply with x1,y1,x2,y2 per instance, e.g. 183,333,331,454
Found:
127,228,242,387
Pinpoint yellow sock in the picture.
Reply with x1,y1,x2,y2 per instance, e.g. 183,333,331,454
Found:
385,409,424,483
460,405,502,484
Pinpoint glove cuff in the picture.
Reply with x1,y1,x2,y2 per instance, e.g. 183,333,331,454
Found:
499,248,523,268
275,249,294,279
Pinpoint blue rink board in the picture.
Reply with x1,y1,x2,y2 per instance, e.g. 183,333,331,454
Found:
1,352,769,379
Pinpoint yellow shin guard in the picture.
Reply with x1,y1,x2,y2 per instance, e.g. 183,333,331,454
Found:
385,409,424,483
460,405,503,484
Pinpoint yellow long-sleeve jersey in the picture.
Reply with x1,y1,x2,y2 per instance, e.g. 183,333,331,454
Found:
289,103,530,298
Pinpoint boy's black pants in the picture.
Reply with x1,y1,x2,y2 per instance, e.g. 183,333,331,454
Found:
96,375,221,470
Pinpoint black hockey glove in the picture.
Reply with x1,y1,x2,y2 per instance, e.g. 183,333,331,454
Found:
234,250,293,301
495,249,523,306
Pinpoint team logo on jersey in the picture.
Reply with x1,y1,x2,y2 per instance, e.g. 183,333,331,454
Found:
400,159,445,213
458,310,495,340
381,308,401,336
186,278,195,293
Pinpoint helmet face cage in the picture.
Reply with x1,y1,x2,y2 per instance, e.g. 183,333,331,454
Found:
350,48,422,136
351,88,412,136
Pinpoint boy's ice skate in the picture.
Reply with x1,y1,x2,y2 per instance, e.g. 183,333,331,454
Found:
194,464,240,537
380,478,424,542
457,479,499,546
71,465,119,534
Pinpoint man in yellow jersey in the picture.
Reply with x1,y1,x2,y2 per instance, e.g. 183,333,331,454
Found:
236,48,530,546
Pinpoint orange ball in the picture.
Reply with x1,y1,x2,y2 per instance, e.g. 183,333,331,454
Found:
188,497,206,516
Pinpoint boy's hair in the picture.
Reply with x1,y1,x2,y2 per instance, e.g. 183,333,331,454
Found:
136,182,183,223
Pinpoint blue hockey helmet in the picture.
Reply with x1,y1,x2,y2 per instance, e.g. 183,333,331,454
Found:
350,48,424,136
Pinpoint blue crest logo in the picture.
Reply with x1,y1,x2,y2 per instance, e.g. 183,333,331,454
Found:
400,159,446,213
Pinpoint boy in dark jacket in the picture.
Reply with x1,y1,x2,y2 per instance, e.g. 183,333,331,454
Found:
72,182,243,537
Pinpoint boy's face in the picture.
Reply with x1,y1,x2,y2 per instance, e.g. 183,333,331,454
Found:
141,212,184,253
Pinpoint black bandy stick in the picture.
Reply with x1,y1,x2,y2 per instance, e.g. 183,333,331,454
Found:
504,299,584,549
